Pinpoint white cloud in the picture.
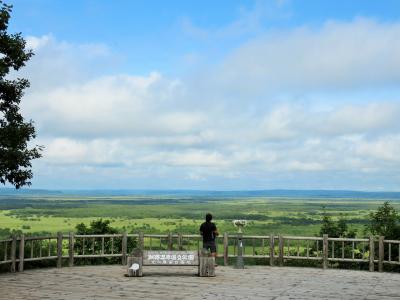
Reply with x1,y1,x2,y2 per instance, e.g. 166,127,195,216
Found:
20,35,116,90
320,103,400,135
355,136,400,163
210,19,400,97
43,138,126,166
258,104,299,140
285,161,325,172
181,0,291,40
254,102,400,141
146,150,230,168
19,19,400,190
26,35,52,50
24,72,205,138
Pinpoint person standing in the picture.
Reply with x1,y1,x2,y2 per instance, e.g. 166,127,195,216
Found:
199,213,219,257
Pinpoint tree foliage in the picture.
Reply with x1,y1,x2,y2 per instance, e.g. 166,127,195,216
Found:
74,219,129,266
366,201,400,239
319,207,356,238
0,1,42,188
75,219,118,235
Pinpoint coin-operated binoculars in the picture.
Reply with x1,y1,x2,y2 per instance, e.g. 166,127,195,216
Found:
233,220,247,269
233,220,247,233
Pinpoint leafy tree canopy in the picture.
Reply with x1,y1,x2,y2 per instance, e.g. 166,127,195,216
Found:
0,1,42,188
319,207,356,238
75,219,118,235
366,201,400,239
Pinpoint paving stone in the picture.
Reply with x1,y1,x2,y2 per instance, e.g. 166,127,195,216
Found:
0,265,399,299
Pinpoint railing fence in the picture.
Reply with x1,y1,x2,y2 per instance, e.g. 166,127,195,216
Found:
1,233,399,273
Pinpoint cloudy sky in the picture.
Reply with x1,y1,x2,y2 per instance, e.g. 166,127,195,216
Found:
6,0,400,190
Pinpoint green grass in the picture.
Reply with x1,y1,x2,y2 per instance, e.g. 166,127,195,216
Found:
1,195,398,238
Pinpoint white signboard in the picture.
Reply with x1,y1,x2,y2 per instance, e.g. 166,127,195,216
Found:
143,251,198,266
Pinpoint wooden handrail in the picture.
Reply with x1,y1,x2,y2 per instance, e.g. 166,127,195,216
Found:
1,233,400,273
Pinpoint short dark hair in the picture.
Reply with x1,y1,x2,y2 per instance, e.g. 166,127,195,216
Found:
206,213,212,222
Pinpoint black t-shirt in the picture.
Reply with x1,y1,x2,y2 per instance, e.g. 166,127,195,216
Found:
200,221,217,242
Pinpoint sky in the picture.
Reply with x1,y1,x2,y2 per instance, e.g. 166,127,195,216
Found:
4,0,400,190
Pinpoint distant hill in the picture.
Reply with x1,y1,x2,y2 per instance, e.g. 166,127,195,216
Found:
1,188,400,199
0,188,63,196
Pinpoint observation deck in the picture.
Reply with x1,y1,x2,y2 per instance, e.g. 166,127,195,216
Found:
1,265,399,299
1,233,400,299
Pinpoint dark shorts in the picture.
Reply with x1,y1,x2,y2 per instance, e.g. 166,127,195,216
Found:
203,240,217,253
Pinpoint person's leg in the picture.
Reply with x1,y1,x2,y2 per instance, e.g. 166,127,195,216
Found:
210,242,218,266
202,241,211,255
211,241,217,256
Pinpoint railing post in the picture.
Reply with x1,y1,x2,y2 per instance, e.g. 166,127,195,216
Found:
168,232,173,250
269,233,275,266
178,233,183,251
322,234,328,269
139,232,144,251
121,232,127,265
10,235,16,273
278,235,284,266
68,232,74,267
369,235,374,272
223,232,228,266
378,236,384,272
57,232,63,268
18,234,25,272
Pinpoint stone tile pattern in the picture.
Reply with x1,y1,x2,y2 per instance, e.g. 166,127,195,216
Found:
0,265,399,300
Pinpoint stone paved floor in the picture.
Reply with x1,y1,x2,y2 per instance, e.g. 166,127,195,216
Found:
0,265,399,299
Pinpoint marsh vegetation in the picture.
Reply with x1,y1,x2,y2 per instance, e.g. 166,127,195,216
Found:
1,192,399,239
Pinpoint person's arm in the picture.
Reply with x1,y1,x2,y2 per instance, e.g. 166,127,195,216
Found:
199,223,204,236
213,223,219,236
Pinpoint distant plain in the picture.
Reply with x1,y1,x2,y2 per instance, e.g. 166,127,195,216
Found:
1,190,400,238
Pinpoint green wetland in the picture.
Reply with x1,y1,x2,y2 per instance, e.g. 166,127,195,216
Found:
1,190,400,238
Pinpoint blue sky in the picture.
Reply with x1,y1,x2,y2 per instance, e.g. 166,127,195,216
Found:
4,0,400,190
10,0,400,74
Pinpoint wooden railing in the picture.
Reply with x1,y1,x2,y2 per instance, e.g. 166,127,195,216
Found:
1,233,399,273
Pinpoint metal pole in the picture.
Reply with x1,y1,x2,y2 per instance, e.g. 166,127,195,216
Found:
235,233,244,269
